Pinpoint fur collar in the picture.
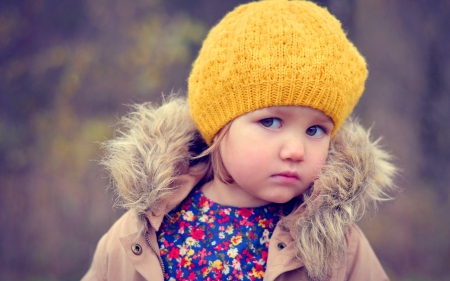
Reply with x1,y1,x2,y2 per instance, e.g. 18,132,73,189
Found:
102,97,396,280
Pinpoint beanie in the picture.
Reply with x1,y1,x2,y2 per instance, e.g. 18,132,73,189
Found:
188,0,368,145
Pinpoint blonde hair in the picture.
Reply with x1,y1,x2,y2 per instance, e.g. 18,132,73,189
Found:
194,122,233,184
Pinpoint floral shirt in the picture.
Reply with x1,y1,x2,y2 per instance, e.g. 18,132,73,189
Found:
156,187,287,281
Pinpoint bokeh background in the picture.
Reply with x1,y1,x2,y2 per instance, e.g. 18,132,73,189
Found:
1,0,449,280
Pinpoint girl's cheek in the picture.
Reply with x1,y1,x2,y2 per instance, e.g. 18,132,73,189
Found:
315,156,328,173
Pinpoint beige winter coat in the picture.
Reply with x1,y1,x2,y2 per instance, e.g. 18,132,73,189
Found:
82,98,396,281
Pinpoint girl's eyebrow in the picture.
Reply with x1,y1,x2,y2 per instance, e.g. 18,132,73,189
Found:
263,106,334,126
263,107,292,115
312,115,334,125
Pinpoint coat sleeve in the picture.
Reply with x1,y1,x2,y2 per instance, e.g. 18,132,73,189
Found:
344,224,390,281
81,233,108,281
80,211,144,281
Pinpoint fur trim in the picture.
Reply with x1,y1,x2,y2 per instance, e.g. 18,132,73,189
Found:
103,99,397,280
101,97,197,229
284,118,397,280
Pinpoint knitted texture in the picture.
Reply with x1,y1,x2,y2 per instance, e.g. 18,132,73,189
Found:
188,0,368,145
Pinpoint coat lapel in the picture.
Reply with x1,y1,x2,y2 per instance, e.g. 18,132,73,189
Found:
119,231,164,281
264,225,305,281
117,172,206,281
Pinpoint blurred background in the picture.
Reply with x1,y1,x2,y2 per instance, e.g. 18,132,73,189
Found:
0,0,449,280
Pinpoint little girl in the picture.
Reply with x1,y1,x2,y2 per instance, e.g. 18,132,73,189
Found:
83,0,397,280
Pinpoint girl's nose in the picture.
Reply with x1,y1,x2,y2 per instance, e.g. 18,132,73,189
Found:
280,137,305,162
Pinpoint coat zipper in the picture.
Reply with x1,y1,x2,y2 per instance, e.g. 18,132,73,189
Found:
145,231,166,277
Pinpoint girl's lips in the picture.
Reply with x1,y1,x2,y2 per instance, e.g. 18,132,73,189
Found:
273,171,299,179
271,171,299,184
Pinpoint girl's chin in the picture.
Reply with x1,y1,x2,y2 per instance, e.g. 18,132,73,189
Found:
261,194,296,204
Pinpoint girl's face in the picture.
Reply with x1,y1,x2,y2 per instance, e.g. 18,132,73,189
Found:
210,106,333,207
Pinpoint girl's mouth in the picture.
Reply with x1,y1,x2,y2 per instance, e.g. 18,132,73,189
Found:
275,171,299,179
271,171,299,183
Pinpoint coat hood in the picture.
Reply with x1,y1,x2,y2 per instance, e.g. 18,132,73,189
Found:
102,97,397,280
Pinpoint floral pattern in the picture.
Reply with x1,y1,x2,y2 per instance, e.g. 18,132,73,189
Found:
156,188,286,280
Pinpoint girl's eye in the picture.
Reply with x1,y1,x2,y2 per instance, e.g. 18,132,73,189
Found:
260,118,282,129
306,125,325,137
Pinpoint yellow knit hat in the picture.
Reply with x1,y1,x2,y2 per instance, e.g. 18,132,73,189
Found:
188,0,368,145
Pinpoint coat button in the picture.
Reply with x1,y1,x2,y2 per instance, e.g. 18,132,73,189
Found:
277,242,287,250
131,243,142,255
